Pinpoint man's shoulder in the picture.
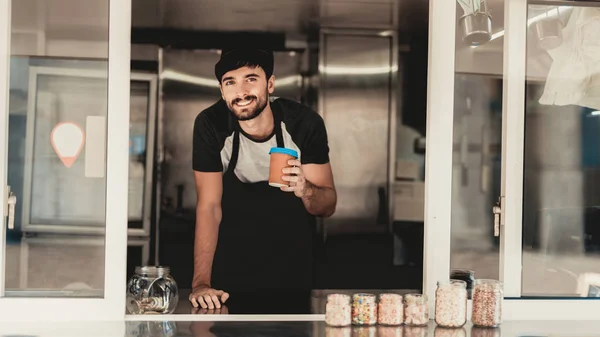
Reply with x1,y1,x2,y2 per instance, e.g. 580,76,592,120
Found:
194,99,231,133
273,97,323,128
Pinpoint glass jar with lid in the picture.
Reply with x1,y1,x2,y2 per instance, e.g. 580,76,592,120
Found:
325,294,352,327
404,293,429,326
435,279,468,327
377,293,403,326
351,293,377,325
471,279,503,327
126,266,179,314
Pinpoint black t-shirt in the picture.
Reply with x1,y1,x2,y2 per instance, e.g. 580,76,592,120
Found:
192,97,330,183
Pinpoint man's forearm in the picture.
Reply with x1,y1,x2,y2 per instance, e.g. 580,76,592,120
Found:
192,206,221,288
301,180,336,217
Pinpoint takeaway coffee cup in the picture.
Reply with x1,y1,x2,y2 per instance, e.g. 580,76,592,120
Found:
268,147,299,188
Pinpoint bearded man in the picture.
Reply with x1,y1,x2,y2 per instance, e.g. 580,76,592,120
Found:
189,49,337,312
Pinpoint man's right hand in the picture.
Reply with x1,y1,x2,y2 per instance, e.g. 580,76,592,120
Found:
189,286,229,309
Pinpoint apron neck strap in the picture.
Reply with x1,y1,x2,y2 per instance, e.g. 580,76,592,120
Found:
272,105,285,148
231,104,285,148
229,104,285,171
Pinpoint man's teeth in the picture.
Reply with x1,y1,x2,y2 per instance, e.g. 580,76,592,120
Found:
237,99,253,106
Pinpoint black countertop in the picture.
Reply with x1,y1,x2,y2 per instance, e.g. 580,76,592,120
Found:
126,320,598,337
129,321,489,337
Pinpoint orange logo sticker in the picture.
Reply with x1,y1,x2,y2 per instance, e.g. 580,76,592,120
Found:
51,122,85,168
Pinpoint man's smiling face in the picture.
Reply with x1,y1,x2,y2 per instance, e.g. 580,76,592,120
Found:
220,65,275,121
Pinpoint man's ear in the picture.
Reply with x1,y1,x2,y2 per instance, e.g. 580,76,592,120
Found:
219,83,225,100
268,75,275,94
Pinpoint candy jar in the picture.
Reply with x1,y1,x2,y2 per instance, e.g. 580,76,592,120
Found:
471,279,503,327
404,294,429,326
377,293,403,326
352,293,377,326
126,266,178,314
435,280,468,327
326,294,352,327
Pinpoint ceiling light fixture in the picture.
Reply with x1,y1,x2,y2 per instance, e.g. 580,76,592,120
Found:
472,5,570,47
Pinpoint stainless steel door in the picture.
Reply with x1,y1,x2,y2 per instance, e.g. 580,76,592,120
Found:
319,30,396,234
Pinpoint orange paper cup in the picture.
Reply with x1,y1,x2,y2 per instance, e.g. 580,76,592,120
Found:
268,147,298,188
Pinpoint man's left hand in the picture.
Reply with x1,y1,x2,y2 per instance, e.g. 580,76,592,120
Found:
281,159,309,198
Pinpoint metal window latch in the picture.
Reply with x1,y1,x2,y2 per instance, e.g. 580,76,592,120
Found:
492,196,503,237
6,188,16,230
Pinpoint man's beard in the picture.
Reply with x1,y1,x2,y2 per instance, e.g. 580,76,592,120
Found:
228,94,268,121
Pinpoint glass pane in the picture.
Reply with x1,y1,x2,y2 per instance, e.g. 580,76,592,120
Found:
129,80,150,229
28,71,107,227
522,3,600,297
450,0,504,286
5,0,108,297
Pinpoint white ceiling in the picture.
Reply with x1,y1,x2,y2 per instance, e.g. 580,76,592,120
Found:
11,0,430,47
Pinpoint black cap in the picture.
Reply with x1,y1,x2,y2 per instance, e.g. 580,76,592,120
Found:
214,49,274,83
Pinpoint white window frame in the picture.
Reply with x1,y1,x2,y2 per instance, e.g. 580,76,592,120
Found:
0,0,131,321
423,0,456,318
425,0,600,320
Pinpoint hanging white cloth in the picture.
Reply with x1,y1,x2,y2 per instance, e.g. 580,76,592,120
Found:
539,8,600,111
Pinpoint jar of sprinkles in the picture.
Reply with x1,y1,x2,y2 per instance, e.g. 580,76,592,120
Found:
471,279,503,327
404,293,429,326
435,279,468,327
352,293,377,325
377,293,403,326
326,294,352,327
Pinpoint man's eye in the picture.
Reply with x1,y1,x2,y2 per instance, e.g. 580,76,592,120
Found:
247,78,256,82
225,81,234,86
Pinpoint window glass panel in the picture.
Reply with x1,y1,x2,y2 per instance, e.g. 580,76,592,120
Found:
451,0,505,287
6,0,108,297
522,3,600,297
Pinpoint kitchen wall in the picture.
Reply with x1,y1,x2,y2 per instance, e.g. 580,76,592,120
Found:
319,32,396,235
11,0,109,58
